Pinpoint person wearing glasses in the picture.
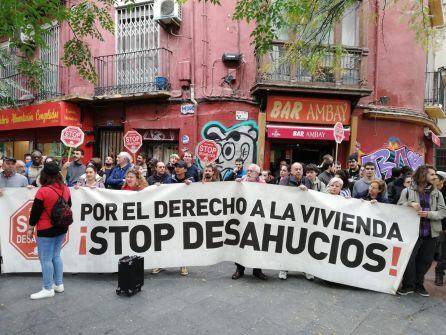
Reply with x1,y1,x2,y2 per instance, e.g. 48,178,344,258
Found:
352,162,387,201
232,164,267,280
348,153,361,182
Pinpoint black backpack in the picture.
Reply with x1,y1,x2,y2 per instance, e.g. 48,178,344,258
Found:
46,186,73,228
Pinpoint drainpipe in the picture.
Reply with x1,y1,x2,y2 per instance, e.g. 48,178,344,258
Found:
190,0,199,148
374,0,380,103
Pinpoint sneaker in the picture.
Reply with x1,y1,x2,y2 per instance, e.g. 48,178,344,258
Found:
180,266,189,276
151,268,164,274
304,273,315,281
278,271,288,280
53,284,64,293
30,288,55,300
415,286,430,297
397,287,414,295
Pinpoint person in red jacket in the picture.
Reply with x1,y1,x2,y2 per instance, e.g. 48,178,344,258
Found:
27,161,71,300
122,169,148,191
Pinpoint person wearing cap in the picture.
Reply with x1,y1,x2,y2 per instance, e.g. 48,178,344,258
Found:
156,159,192,276
27,161,72,300
0,157,28,188
0,156,29,273
171,160,193,185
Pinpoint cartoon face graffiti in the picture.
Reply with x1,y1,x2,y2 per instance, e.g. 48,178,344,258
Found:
200,121,259,178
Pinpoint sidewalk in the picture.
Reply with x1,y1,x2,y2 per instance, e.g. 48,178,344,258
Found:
1,262,445,335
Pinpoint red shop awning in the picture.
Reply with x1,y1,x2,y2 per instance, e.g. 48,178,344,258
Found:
267,124,351,141
0,101,81,131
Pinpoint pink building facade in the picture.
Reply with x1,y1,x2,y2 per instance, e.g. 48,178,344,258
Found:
0,0,443,178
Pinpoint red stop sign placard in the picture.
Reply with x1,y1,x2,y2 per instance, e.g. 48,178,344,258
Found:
123,130,143,154
61,126,85,148
333,122,345,144
9,201,69,260
196,139,220,164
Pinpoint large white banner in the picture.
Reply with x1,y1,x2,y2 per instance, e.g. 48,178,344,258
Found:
0,182,419,294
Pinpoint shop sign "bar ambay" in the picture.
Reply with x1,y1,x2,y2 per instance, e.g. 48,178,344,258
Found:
266,96,351,125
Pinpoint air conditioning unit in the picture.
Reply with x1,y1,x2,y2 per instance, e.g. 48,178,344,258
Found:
154,0,182,27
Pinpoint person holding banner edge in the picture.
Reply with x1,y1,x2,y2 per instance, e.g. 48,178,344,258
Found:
397,165,446,297
27,161,72,300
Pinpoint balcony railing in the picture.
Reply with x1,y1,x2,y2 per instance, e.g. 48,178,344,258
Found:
94,48,172,97
256,43,364,88
425,71,445,107
0,63,63,108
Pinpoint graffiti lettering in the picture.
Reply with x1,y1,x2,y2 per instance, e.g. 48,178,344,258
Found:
362,146,424,179
199,121,259,179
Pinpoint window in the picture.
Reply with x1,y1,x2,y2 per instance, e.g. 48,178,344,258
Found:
115,1,159,90
341,3,360,47
40,24,60,99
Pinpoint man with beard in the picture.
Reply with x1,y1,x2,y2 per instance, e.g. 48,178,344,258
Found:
101,156,115,181
135,153,148,178
26,150,44,185
318,161,335,186
202,163,219,183
148,161,172,185
62,149,86,187
348,153,361,182
398,165,446,297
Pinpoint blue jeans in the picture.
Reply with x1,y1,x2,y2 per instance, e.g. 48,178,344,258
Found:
37,234,65,289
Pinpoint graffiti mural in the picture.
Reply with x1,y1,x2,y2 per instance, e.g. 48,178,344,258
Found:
199,120,259,179
361,137,424,179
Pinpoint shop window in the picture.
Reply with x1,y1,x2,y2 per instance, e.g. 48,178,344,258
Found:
142,142,178,164
0,142,14,158
435,137,446,171
0,141,33,160
36,142,63,158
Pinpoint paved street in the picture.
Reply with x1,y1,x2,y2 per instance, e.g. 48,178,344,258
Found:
1,262,445,335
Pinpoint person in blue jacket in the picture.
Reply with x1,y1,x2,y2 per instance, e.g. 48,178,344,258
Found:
223,158,247,181
106,152,132,189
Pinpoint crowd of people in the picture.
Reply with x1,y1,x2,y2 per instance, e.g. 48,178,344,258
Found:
1,149,446,300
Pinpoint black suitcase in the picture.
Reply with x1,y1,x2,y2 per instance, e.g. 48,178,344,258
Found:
116,256,144,296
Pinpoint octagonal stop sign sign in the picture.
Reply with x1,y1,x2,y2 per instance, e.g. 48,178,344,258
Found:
123,130,143,154
61,126,85,148
333,122,345,144
10,200,68,260
196,139,220,164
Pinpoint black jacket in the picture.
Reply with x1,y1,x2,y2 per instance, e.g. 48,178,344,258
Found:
147,173,172,185
387,177,405,204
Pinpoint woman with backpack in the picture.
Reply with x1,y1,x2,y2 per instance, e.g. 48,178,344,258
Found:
27,161,72,300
